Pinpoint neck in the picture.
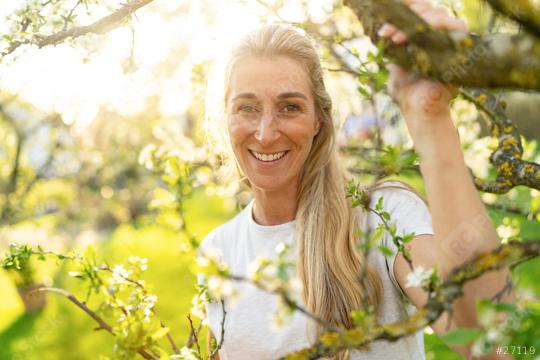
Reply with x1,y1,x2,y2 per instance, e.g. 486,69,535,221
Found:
251,182,298,225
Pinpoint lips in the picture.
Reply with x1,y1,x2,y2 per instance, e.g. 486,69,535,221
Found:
249,150,288,162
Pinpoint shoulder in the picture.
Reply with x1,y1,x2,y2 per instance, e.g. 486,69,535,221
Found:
197,202,251,257
368,180,427,210
367,181,431,228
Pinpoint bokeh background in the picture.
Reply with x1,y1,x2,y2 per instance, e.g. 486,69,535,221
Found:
1,0,539,359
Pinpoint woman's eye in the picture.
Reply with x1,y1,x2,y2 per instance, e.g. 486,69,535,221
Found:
238,105,259,113
281,104,300,113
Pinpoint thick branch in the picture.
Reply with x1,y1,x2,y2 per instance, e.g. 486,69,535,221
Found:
38,0,155,47
2,0,155,58
281,240,540,359
344,0,540,89
486,0,540,38
486,202,539,219
461,89,540,193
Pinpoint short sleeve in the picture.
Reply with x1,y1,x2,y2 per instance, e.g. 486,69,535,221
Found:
369,185,434,301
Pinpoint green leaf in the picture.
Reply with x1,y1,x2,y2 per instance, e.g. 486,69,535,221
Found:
402,233,415,243
388,224,396,237
376,196,384,212
356,85,371,98
151,327,169,340
377,245,394,256
369,225,386,247
69,271,85,279
380,211,391,222
441,328,483,345
398,150,418,166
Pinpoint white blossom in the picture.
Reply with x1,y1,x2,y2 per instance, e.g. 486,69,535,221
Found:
190,294,206,319
179,346,200,360
207,276,234,298
112,265,131,284
405,266,434,288
486,328,500,342
275,242,287,254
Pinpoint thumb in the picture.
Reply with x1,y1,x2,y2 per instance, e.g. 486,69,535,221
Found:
386,64,414,100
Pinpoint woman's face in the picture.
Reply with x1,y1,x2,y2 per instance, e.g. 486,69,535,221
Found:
226,55,321,194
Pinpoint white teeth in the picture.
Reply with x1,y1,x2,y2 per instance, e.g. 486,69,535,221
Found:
251,151,286,162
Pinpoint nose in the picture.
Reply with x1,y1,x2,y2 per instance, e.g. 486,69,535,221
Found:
254,110,280,146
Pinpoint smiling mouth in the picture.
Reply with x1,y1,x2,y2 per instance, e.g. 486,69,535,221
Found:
249,150,289,162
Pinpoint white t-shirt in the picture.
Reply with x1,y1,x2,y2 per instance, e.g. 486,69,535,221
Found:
197,181,434,359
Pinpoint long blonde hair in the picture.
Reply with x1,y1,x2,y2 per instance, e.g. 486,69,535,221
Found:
207,24,383,359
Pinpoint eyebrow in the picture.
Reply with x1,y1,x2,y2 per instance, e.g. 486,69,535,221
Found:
278,92,308,101
230,91,308,102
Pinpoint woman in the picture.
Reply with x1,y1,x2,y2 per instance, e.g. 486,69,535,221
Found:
198,1,511,359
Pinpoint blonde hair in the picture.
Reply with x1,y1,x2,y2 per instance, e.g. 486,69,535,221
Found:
206,24,384,359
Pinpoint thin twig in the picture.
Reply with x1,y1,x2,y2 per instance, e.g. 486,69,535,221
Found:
1,0,155,58
208,299,227,359
34,287,157,359
186,314,201,357
226,274,342,333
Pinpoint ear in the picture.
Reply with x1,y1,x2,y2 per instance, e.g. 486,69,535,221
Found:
314,120,322,136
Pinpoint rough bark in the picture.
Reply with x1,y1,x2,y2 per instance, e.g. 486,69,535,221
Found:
344,0,540,90
486,0,540,38
282,240,540,359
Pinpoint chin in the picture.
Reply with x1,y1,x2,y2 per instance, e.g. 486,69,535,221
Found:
248,175,291,193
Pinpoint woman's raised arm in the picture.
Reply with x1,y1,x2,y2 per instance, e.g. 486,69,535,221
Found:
380,1,513,358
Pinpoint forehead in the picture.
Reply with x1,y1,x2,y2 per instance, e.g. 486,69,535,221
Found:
228,55,312,100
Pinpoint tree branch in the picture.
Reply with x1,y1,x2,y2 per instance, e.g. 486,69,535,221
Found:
485,0,540,38
227,274,342,334
35,287,157,360
1,0,155,58
281,240,540,359
486,202,539,219
460,89,540,193
344,0,540,89
0,104,24,222
208,299,227,359
185,314,201,357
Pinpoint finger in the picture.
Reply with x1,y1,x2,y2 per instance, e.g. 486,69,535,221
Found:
424,12,468,31
406,2,467,32
435,17,468,32
450,18,468,32
402,0,431,6
417,7,467,31
391,31,408,44
408,1,433,15
417,6,449,21
378,23,398,37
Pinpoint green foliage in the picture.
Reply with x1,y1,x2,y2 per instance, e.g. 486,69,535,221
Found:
441,328,483,345
1,240,186,359
1,243,36,286
354,40,389,99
